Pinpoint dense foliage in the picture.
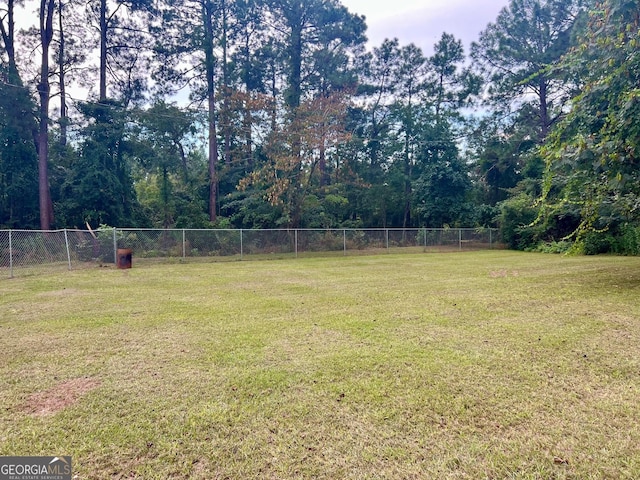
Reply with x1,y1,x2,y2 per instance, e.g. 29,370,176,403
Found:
1,0,638,253
539,0,640,254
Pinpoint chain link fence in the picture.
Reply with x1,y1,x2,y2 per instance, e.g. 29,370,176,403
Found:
1,227,499,278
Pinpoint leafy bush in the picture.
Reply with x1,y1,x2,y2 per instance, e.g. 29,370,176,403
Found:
613,224,640,256
579,231,616,255
529,240,574,254
497,193,539,250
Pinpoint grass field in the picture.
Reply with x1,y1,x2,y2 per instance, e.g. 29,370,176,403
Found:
1,251,639,479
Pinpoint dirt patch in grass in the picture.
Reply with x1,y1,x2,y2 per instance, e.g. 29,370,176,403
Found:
22,377,101,416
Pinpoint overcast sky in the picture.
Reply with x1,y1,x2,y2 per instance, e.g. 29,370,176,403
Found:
341,0,510,56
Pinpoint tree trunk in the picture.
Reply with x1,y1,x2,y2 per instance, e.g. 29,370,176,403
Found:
240,34,253,169
269,58,277,133
38,0,56,229
242,96,253,169
287,20,302,111
319,138,327,186
403,90,414,229
208,93,218,223
287,12,303,222
0,0,19,83
178,142,189,183
99,0,108,101
203,0,218,222
403,132,412,229
58,0,68,147
282,1,304,165
162,166,170,228
221,0,231,166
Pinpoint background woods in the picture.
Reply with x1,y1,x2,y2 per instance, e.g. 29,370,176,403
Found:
1,0,639,253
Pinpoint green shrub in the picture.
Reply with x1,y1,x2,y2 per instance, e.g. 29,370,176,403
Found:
579,231,616,255
613,224,640,255
497,193,539,250
530,240,574,254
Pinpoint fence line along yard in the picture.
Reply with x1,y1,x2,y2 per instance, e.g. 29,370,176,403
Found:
0,227,498,278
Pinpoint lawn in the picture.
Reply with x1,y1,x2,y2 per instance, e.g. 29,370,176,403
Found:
1,251,639,479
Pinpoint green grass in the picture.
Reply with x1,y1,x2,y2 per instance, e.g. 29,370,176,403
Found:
1,251,639,479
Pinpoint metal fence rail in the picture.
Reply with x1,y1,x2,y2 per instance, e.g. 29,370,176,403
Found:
1,227,498,278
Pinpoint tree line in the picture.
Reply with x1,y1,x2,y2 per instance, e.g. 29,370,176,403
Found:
1,0,639,254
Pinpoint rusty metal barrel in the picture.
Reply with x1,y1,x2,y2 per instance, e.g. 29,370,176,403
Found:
116,248,133,269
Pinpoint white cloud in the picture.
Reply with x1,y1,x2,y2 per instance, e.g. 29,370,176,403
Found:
342,0,509,54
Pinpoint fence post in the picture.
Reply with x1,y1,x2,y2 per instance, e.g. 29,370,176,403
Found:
295,229,298,258
9,229,13,278
490,228,493,248
182,229,186,258
386,228,389,251
112,228,117,264
343,229,347,255
64,229,72,270
459,229,462,250
240,229,243,260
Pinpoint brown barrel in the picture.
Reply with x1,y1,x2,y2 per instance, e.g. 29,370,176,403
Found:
116,248,133,269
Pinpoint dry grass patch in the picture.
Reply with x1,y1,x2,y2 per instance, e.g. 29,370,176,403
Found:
21,377,101,416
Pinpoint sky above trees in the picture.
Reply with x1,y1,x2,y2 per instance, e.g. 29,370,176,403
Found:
12,0,511,55
340,0,510,54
